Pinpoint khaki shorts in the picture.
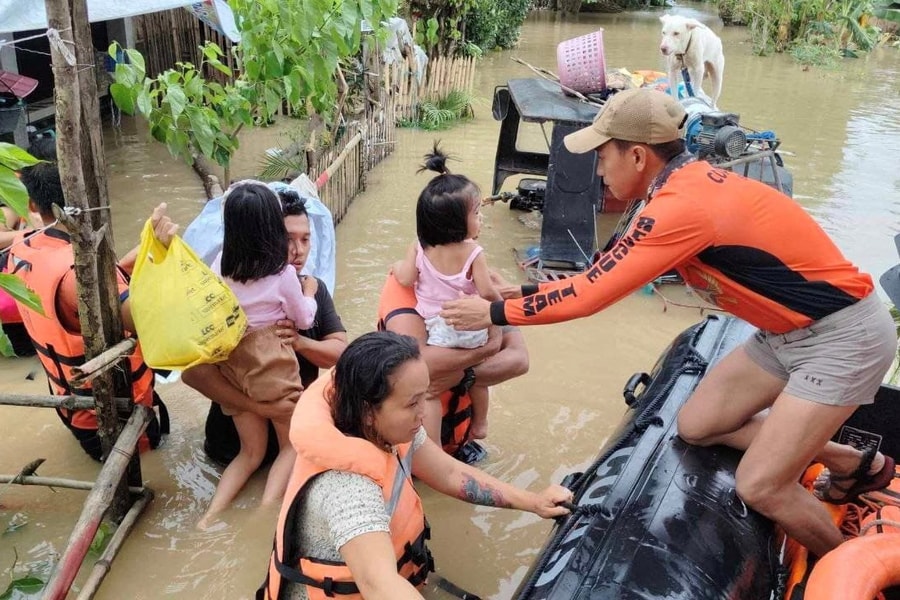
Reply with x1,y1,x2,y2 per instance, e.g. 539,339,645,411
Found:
217,325,303,416
744,293,896,406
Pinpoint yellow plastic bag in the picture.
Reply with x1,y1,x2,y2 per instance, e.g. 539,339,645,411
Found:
130,218,247,370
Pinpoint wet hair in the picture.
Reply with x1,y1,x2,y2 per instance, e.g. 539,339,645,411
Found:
277,187,309,219
612,138,686,163
415,142,480,247
28,137,58,162
20,161,63,218
330,331,421,442
220,181,289,283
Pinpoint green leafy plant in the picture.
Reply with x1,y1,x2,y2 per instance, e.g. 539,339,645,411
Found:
414,17,441,54
873,0,900,23
398,89,475,130
719,0,891,58
0,576,44,600
88,522,113,557
464,0,533,52
110,0,398,184
0,143,45,357
258,149,307,181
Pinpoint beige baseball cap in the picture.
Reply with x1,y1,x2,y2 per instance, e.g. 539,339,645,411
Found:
563,88,687,154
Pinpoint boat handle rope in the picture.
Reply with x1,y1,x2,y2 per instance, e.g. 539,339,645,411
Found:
557,500,607,517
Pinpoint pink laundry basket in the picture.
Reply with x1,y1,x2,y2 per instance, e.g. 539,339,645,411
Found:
556,30,607,96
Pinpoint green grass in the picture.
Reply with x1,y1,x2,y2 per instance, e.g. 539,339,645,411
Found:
399,89,475,131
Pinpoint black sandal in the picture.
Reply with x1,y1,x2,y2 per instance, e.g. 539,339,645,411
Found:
820,446,896,505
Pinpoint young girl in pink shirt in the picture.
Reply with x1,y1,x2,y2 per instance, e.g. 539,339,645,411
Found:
394,147,501,441
199,181,317,528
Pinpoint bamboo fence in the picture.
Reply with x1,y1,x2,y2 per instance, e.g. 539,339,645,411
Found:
132,8,235,83
311,124,365,226
387,54,477,123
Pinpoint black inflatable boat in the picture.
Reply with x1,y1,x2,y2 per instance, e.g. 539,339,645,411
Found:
514,314,780,600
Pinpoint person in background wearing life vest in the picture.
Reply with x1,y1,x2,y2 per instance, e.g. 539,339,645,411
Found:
261,331,572,600
2,142,173,460
440,88,897,559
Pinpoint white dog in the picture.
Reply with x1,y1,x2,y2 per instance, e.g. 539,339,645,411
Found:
659,14,725,108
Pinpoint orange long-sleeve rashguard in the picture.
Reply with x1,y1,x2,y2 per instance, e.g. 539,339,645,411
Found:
492,160,872,334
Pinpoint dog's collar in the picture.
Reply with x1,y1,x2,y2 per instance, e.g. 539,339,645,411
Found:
675,29,694,58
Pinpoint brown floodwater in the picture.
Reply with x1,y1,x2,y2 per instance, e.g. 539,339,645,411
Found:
2,5,899,598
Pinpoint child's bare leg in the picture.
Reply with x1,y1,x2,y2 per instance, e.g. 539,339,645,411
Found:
469,385,489,440
199,410,268,529
261,417,297,506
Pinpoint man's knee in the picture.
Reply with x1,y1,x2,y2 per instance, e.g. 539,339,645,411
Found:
734,464,782,514
505,350,529,379
676,409,717,447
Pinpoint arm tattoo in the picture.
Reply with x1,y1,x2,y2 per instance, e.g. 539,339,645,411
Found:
459,475,510,508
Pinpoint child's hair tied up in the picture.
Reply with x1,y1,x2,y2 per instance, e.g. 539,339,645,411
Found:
418,141,453,176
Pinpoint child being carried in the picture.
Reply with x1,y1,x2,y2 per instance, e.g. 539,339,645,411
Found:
393,145,500,440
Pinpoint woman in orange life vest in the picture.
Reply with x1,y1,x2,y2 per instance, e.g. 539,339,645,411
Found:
262,331,572,600
440,88,897,559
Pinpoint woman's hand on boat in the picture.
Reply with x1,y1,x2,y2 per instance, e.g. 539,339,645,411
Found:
150,203,179,247
531,485,575,518
440,296,492,330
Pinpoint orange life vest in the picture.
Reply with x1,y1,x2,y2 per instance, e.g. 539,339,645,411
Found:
440,381,473,456
7,228,164,456
376,273,473,455
261,373,432,600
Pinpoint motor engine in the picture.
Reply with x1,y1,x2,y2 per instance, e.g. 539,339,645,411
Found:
681,97,745,160
679,96,792,197
510,178,546,212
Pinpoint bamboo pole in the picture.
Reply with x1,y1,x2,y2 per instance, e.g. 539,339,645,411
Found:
317,132,362,192
69,339,136,387
0,394,132,412
169,10,182,63
0,475,144,494
76,488,154,600
45,0,141,518
41,406,152,600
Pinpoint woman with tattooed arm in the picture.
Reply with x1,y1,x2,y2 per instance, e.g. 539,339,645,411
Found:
260,331,572,600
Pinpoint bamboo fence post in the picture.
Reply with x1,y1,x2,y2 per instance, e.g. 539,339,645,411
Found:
75,488,154,600
169,10,182,62
45,0,141,522
0,394,132,412
40,406,152,600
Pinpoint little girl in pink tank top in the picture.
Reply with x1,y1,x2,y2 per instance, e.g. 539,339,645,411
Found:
393,146,501,440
